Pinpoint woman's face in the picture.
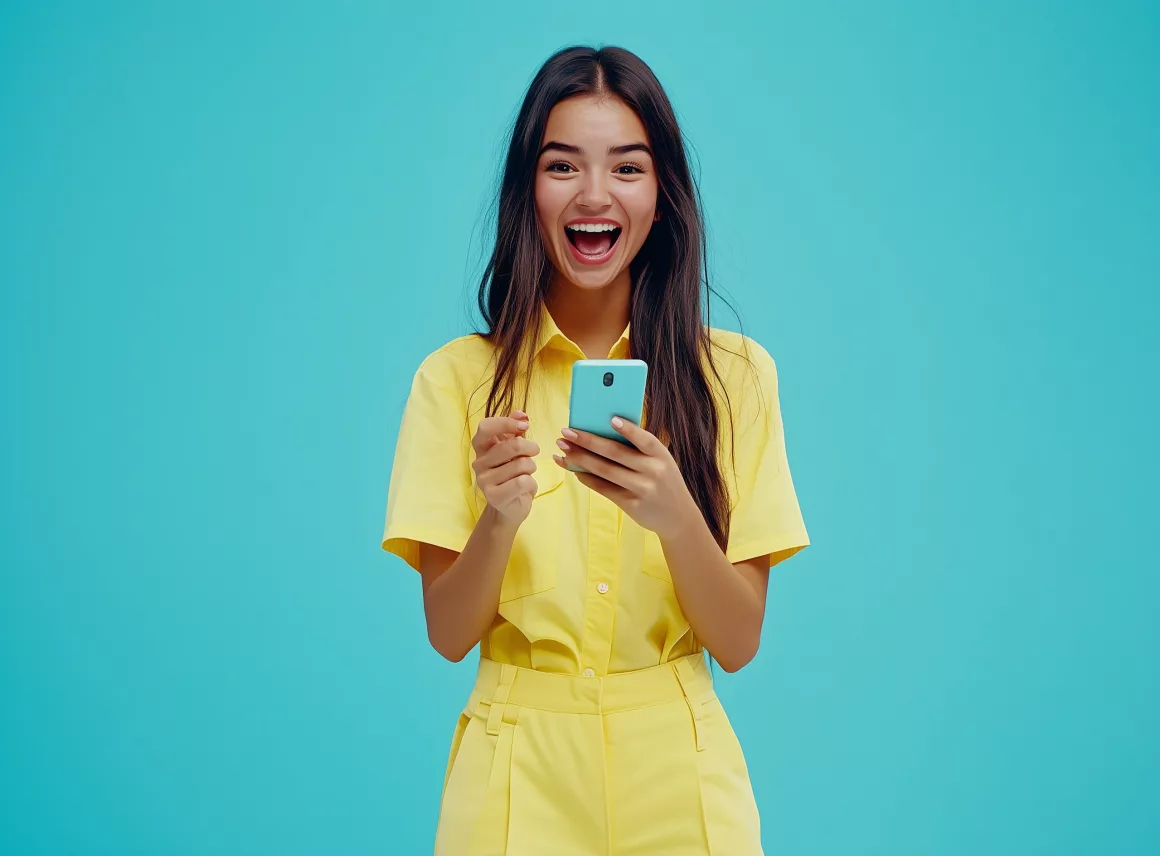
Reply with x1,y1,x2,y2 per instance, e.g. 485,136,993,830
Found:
534,94,659,292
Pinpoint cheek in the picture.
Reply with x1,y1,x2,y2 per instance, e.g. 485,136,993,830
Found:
534,176,567,227
623,182,660,241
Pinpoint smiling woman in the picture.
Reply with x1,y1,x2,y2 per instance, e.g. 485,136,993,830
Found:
380,44,809,855
535,102,658,274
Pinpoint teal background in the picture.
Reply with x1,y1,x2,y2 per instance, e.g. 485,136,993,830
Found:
2,1,1157,853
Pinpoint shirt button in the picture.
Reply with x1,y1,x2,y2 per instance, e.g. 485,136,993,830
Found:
597,582,609,594
582,668,595,677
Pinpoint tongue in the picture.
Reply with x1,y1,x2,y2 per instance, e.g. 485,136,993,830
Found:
574,230,613,256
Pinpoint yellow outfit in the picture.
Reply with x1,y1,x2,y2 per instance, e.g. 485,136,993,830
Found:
382,307,809,854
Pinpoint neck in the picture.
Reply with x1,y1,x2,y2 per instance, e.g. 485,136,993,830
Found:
545,269,632,359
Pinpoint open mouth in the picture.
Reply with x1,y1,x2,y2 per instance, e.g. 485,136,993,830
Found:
565,225,623,259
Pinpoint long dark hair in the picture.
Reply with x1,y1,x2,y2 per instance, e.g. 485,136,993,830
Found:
476,45,744,550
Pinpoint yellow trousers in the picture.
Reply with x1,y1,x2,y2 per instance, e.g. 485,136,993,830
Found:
435,651,764,855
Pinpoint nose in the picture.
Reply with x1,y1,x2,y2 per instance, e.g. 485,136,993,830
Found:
575,170,612,211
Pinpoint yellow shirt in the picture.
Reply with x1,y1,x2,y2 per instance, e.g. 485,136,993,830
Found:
381,307,809,676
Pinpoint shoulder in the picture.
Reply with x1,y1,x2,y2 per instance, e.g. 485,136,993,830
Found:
704,326,785,441
707,326,778,391
411,332,496,395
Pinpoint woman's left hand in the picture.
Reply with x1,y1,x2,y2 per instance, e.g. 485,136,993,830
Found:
553,418,699,540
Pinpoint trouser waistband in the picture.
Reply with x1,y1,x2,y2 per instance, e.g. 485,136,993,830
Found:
465,652,715,751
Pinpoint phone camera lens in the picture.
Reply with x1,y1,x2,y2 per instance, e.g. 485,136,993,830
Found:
603,372,614,387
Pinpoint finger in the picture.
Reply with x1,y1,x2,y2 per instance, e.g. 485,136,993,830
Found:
487,421,529,451
493,472,538,505
557,439,642,491
573,469,632,505
561,426,644,470
498,411,531,446
478,436,539,470
480,454,536,490
500,412,528,444
473,415,530,453
610,416,666,456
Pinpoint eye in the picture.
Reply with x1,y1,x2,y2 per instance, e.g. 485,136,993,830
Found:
615,161,646,175
545,160,576,173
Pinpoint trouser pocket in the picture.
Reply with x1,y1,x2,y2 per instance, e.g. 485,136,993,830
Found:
435,668,521,856
694,697,763,855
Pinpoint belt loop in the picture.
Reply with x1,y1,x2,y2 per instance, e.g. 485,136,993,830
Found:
487,664,518,736
674,658,706,752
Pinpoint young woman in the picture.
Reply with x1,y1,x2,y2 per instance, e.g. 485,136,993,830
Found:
382,45,809,855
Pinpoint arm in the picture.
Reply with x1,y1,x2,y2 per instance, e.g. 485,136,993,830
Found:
554,419,773,672
661,521,770,672
418,411,540,662
418,508,518,662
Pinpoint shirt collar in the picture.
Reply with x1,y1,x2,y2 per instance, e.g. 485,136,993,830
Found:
534,303,631,360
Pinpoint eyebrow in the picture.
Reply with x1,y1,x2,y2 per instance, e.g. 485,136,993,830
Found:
538,141,653,158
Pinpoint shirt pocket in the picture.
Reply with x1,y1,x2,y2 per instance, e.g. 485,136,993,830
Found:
472,448,566,603
641,529,673,584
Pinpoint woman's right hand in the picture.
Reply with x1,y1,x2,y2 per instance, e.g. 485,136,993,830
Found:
471,410,540,526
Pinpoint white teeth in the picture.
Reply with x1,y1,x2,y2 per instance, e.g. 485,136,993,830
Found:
566,223,619,232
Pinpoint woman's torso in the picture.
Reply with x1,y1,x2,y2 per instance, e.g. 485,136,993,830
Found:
434,309,774,676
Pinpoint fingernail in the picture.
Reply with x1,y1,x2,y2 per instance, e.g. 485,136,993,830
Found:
552,454,564,466
611,417,624,429
556,439,570,451
561,427,578,440
516,421,529,430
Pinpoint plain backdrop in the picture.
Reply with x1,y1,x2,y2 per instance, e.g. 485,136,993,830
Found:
1,1,1157,854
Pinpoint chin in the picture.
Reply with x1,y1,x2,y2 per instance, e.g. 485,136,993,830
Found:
555,256,626,288
563,270,621,290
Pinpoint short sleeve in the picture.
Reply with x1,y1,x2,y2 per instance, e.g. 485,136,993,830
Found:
724,342,810,568
380,351,477,571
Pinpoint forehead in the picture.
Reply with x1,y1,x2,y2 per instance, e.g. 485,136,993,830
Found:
541,95,649,150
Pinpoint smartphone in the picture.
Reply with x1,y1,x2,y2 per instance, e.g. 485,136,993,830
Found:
566,359,648,473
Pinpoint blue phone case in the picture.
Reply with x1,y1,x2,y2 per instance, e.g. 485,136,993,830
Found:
566,359,648,473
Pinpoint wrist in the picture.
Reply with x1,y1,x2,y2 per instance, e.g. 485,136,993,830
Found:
481,503,522,540
657,494,705,546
